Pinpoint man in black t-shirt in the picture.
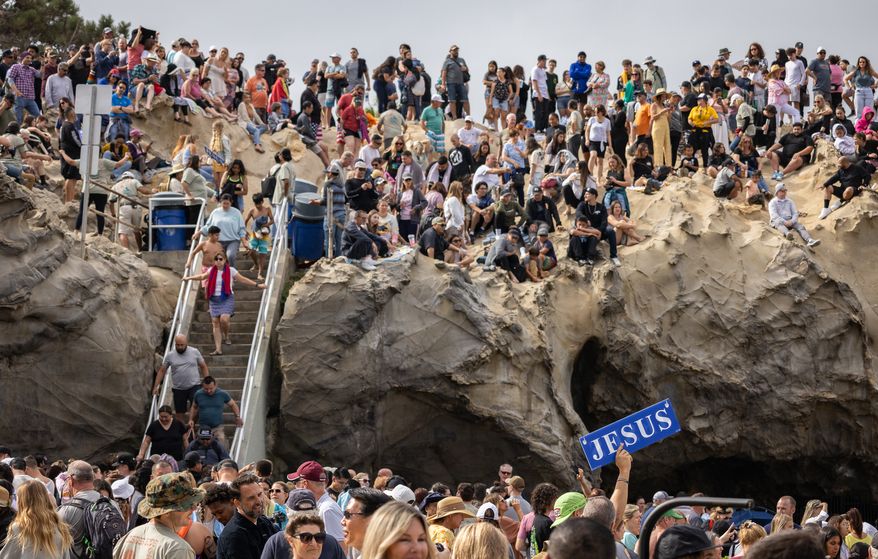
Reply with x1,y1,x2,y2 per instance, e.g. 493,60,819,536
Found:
766,122,813,180
570,188,620,266
819,156,871,219
419,217,448,262
679,82,697,131
447,135,475,181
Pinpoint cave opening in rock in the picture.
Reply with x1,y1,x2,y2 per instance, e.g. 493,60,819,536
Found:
570,337,606,429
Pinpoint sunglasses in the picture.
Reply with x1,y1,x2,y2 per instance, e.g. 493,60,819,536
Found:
500,471,512,475
214,257,225,261
292,532,327,544
342,511,366,519
269,489,286,494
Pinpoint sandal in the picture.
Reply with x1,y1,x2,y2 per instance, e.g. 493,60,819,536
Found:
224,338,232,345
210,350,223,356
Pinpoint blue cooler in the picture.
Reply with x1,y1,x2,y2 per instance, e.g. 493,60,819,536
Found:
291,218,325,261
152,207,187,250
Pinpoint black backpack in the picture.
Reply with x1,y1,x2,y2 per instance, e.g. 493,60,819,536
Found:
261,167,281,199
66,496,126,559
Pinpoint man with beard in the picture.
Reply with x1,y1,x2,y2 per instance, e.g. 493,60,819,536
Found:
765,121,813,180
153,334,209,424
218,474,277,559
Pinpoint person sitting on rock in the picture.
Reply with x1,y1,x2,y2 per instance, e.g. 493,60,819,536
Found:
765,121,814,181
713,158,743,201
342,210,386,271
573,187,620,266
493,188,526,233
819,156,871,219
768,183,820,248
853,132,878,173
419,217,448,266
525,186,562,236
491,227,528,282
466,181,495,236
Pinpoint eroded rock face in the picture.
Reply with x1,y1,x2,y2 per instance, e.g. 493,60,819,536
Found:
0,172,177,459
274,159,878,501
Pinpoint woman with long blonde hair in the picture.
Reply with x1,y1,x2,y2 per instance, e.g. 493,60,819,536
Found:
451,522,507,559
360,501,436,559
1,480,72,559
769,513,794,535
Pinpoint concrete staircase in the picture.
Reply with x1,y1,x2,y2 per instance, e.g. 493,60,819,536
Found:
187,267,263,445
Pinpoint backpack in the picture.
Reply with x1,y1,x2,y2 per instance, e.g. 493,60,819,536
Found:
66,496,125,559
261,166,281,199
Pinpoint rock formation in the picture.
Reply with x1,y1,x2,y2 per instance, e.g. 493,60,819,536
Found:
0,171,178,459
274,145,878,501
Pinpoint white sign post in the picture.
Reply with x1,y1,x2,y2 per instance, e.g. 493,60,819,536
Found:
75,84,113,259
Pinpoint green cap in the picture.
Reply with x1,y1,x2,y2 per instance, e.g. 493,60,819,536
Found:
137,473,205,519
550,492,588,528
663,509,686,520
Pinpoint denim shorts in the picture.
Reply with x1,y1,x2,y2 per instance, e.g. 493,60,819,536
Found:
446,82,468,102
491,98,509,110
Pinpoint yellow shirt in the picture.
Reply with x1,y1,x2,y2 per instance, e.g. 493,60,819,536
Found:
846,533,871,549
689,105,719,129
429,524,455,551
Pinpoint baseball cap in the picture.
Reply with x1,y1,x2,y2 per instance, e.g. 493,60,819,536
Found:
816,46,826,54
287,460,325,483
354,160,368,169
387,485,416,504
330,52,341,59
183,451,202,468
402,172,413,180
577,51,587,57
691,60,701,67
464,115,473,122
286,489,318,511
537,227,549,237
102,27,113,34
112,452,137,469
775,182,787,194
697,93,708,100
431,94,443,103
655,525,719,559
477,502,499,521
198,427,212,439
129,128,143,138
663,509,686,520
586,187,599,197
653,491,671,501
795,41,804,49
500,188,511,196
551,492,588,528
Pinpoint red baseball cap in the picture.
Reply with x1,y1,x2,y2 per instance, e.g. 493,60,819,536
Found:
287,460,325,483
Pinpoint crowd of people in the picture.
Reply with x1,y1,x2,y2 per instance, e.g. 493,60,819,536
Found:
0,444,876,559
2,34,876,273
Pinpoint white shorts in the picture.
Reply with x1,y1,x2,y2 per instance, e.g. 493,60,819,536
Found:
118,205,142,236
788,86,801,103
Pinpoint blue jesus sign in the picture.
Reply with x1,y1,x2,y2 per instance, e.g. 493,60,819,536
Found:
579,399,681,470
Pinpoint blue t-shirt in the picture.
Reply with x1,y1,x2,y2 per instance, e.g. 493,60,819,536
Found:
112,93,132,121
503,140,526,169
194,388,231,427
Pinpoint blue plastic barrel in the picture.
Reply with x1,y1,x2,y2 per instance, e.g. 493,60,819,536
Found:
153,207,187,251
290,218,325,261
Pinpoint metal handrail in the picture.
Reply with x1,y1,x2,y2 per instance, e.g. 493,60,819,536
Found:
141,198,208,455
639,497,754,559
230,198,289,462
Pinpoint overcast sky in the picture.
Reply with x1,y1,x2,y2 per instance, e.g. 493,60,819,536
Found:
78,0,876,109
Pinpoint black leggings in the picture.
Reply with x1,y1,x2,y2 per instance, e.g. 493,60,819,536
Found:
691,128,714,167
75,193,108,235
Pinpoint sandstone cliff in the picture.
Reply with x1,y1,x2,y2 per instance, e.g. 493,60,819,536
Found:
0,171,177,459
273,143,878,499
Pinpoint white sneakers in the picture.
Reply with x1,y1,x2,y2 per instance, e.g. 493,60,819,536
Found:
830,200,843,211
807,238,821,248
612,257,622,267
818,207,832,220
360,256,377,271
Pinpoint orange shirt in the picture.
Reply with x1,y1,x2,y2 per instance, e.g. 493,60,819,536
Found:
633,103,652,136
245,76,269,109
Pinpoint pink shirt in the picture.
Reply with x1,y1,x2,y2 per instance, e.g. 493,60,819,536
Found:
127,44,144,71
767,79,788,105
830,64,844,91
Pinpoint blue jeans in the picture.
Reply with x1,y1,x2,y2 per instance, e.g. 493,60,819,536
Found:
14,97,40,122
106,118,130,142
102,151,133,179
220,239,241,268
280,99,291,118
246,122,267,146
325,213,344,257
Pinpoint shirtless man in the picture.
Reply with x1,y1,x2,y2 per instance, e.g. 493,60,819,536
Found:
243,193,275,281
186,225,225,291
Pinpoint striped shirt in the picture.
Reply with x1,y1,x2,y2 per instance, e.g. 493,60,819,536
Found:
7,63,39,99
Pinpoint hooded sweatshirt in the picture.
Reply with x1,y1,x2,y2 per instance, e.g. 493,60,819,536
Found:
768,195,799,227
833,123,856,156
855,107,875,134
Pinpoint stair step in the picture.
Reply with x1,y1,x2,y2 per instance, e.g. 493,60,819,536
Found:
197,344,253,356
189,322,257,335
201,354,249,367
212,378,245,390
196,311,260,322
188,332,256,346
